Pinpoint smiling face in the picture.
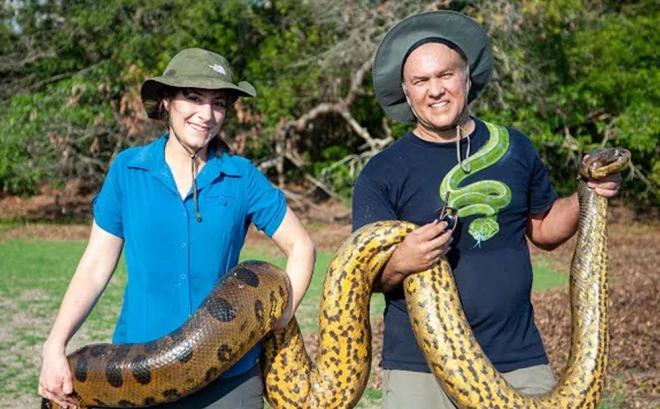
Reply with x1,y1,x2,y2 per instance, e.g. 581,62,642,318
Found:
402,42,471,141
163,88,229,152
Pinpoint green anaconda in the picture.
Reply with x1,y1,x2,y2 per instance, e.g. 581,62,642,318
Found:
42,147,630,409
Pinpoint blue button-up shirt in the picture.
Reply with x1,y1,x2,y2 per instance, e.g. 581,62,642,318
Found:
93,134,286,377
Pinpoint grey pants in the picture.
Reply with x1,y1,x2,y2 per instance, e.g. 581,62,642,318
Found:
382,364,555,409
95,365,263,409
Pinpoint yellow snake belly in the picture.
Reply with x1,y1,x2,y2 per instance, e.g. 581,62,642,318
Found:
43,148,629,409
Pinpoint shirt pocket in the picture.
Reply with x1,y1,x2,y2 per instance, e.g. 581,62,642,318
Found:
203,181,235,210
204,179,242,217
199,191,245,242
202,191,235,215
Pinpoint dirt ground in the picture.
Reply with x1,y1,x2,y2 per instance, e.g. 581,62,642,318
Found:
1,193,659,408
529,207,660,409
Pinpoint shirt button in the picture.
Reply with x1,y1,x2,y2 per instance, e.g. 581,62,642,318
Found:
181,274,187,280
181,243,187,248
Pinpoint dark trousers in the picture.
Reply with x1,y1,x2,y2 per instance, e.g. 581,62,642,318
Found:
95,365,264,409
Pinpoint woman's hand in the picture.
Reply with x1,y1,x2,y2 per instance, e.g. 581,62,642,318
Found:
39,345,77,409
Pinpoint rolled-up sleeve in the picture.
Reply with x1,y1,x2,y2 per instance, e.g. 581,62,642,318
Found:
246,163,286,237
527,143,559,214
352,171,397,232
92,157,124,239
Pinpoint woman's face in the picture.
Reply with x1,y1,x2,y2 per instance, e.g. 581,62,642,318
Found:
164,88,229,151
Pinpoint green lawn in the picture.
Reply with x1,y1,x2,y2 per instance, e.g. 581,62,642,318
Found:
531,256,570,291
0,238,576,409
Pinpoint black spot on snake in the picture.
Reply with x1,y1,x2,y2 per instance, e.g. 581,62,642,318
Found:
118,400,137,407
105,362,123,388
255,300,264,321
143,397,156,406
205,367,221,382
73,355,88,382
130,354,152,385
176,340,194,364
205,297,236,322
234,266,260,287
113,345,131,361
89,345,105,357
163,389,181,399
217,344,233,362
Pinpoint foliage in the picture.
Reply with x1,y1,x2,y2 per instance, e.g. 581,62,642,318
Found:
472,0,659,206
0,0,658,209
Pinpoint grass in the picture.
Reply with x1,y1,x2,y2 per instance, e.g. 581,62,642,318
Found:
532,256,569,291
0,238,598,409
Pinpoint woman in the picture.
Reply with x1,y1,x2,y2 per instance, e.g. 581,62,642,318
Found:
38,48,316,409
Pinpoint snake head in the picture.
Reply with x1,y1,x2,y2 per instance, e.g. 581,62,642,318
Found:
579,147,631,180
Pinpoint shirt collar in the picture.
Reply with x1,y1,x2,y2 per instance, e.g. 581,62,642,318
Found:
126,133,242,178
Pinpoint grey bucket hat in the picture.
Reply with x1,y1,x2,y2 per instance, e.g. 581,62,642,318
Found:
372,11,493,125
141,48,257,119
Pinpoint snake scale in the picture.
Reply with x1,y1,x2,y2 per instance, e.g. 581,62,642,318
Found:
42,147,630,409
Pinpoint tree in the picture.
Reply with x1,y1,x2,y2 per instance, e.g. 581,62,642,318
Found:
1,0,657,212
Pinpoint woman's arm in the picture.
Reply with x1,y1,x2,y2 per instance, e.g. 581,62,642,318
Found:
39,221,124,408
269,207,316,329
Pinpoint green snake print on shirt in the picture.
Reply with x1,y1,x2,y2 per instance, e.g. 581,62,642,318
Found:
439,122,512,246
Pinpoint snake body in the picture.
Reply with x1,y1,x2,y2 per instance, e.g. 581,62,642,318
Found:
43,148,629,409
42,261,290,409
438,121,512,244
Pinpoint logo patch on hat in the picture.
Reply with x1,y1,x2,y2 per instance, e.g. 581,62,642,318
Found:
209,64,227,75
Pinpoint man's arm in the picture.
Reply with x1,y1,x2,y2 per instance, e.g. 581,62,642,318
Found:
527,173,622,251
352,165,452,293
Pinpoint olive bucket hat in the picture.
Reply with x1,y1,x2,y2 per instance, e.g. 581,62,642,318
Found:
372,10,493,124
141,48,257,119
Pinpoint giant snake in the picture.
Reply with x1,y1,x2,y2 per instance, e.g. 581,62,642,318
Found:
42,147,630,409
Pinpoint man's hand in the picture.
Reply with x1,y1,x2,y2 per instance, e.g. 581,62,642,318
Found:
376,220,454,293
587,172,622,198
390,220,454,274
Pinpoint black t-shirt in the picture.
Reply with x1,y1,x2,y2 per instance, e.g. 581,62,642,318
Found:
352,118,559,373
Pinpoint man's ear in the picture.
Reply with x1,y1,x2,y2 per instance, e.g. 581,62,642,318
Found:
465,66,472,93
401,82,412,105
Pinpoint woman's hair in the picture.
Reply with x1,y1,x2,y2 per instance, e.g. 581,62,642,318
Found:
156,86,232,155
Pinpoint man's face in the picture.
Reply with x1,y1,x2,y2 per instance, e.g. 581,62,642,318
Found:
402,42,469,138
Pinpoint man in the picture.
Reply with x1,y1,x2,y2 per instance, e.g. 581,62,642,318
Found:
351,11,621,409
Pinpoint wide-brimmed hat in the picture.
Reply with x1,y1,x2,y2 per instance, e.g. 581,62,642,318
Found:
141,48,257,119
372,11,493,124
